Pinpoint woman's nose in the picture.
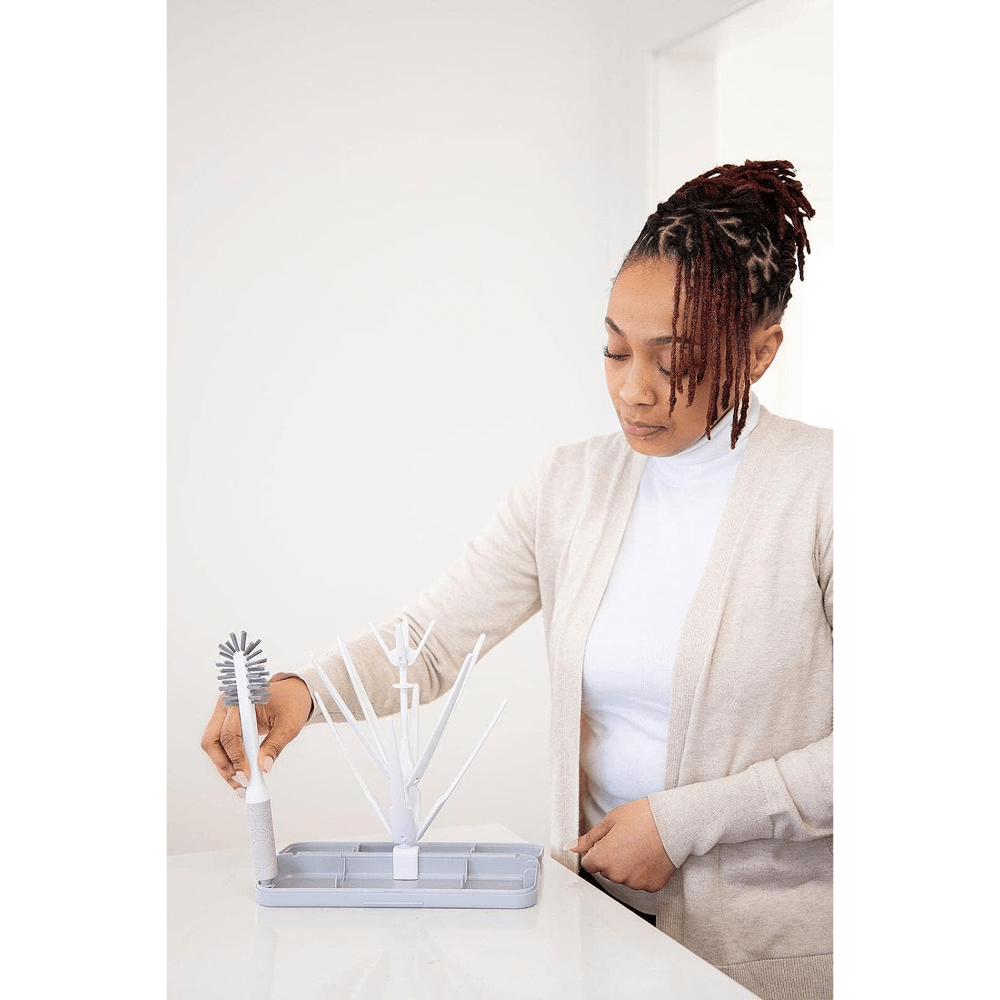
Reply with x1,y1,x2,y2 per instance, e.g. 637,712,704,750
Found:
618,362,656,406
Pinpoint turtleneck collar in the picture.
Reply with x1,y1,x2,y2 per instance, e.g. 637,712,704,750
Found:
642,392,761,488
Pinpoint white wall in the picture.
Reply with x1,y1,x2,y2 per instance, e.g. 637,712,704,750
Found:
168,0,786,855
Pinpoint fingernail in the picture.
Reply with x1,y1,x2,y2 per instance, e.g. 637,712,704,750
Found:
564,842,577,851
262,756,274,774
233,772,248,787
235,788,246,801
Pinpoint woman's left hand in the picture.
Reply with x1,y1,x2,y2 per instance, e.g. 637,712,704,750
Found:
567,797,677,892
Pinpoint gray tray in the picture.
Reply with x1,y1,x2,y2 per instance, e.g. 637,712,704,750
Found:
256,841,543,908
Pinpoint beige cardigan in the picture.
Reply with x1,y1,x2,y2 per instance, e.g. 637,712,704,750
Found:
296,408,833,1000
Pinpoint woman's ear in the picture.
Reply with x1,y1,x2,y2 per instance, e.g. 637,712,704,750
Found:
749,324,783,383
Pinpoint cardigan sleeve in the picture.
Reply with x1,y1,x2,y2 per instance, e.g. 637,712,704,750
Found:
646,734,833,868
288,461,545,726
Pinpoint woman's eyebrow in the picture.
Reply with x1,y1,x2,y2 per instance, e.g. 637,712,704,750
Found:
605,315,690,348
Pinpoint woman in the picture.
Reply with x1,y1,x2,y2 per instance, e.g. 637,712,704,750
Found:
202,159,833,1000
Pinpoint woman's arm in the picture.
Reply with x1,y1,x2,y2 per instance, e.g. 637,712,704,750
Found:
202,458,548,791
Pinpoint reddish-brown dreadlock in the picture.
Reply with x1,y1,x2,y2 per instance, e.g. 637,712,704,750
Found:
621,160,815,447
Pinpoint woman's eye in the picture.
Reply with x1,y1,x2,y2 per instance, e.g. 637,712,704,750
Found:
603,345,691,380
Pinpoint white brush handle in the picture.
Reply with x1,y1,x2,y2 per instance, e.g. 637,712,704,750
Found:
233,648,277,882
233,651,264,784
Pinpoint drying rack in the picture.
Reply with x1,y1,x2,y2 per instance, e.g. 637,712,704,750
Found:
257,619,541,908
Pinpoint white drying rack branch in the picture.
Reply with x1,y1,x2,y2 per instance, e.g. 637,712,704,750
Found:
311,619,506,877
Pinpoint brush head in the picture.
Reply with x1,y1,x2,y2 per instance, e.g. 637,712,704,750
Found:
217,630,271,706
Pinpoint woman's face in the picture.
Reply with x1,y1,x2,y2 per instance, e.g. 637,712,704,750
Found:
603,259,781,458
604,259,720,457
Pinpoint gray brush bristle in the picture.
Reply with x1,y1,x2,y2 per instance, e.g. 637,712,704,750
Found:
215,632,271,706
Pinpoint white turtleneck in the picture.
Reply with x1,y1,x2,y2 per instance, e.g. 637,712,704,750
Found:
580,393,761,913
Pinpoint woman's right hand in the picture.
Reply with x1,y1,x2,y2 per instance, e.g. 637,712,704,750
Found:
200,675,314,791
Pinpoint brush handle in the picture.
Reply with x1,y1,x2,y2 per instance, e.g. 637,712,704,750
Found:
246,799,278,882
233,651,265,785
231,648,277,881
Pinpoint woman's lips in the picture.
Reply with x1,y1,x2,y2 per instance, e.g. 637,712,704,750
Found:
621,417,664,438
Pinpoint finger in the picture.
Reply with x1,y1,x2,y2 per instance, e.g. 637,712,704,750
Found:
200,700,244,789
256,709,305,775
570,816,611,854
583,835,625,880
219,706,250,783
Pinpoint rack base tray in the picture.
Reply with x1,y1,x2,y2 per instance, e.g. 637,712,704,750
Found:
255,840,543,908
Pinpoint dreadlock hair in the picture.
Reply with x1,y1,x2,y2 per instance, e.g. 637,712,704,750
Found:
620,159,814,447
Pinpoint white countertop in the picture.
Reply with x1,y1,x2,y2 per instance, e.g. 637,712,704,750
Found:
168,823,756,999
